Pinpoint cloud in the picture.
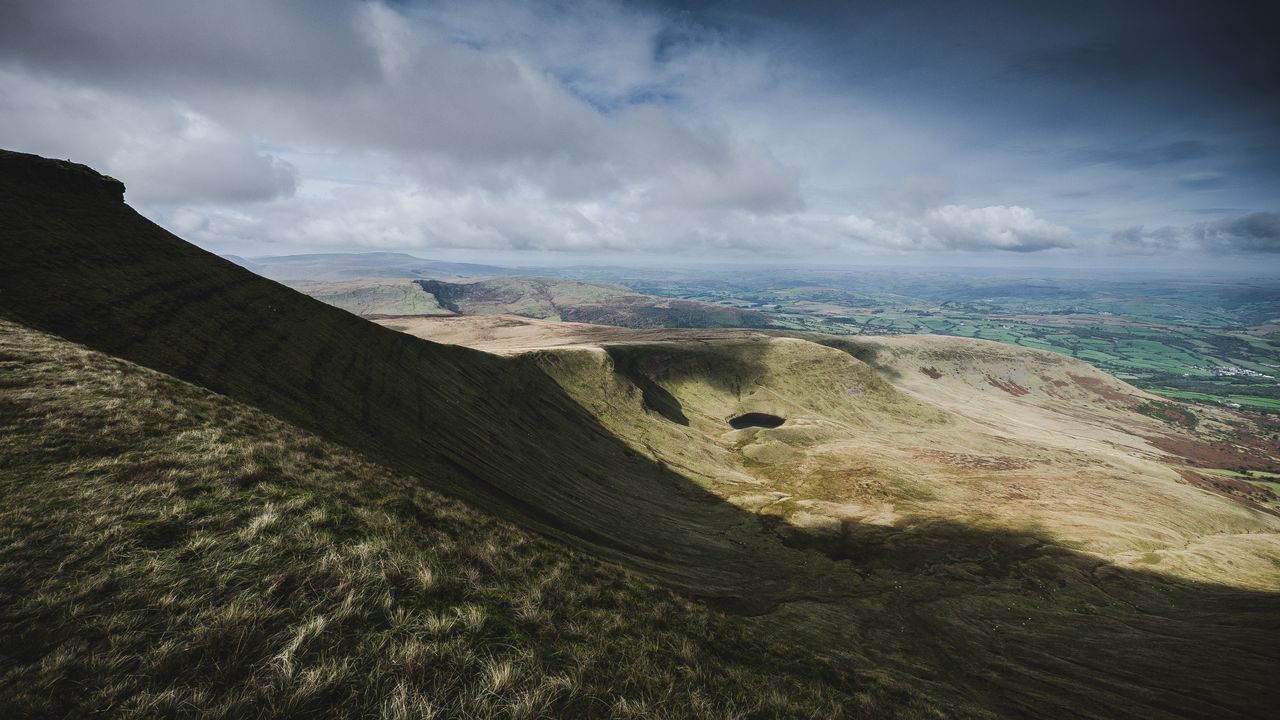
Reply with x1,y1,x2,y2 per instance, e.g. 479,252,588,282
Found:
1194,212,1280,253
1,0,1274,262
1110,224,1186,253
2,1,803,216
0,69,296,204
834,205,1075,253
0,0,377,91
924,205,1075,251
1111,211,1280,254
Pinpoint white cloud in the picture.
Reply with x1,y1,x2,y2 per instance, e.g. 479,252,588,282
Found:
0,70,295,204
924,205,1076,252
833,205,1075,253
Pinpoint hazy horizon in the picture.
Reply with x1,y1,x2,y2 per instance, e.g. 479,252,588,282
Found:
3,1,1277,271
226,248,1280,280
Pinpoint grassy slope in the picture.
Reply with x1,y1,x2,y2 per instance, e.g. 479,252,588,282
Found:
459,328,1280,718
1,320,927,719
419,277,771,329
0,149,845,604
283,279,452,317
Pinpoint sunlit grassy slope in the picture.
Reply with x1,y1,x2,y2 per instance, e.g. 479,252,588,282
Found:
419,277,771,328
391,318,1280,718
4,149,1280,718
284,278,452,317
529,333,1280,585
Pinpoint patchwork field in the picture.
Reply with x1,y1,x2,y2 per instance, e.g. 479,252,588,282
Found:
283,265,1280,413
594,272,1280,413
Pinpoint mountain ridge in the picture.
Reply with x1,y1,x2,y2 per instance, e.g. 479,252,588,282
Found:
0,147,850,602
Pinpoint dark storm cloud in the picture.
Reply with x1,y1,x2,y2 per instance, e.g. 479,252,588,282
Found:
635,0,1280,259
649,0,1280,136
1197,212,1280,254
1113,212,1280,254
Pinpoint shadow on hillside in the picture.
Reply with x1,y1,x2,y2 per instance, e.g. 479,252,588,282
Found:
2,149,1278,719
605,346,690,425
810,336,903,380
605,342,773,401
415,279,463,313
747,511,1280,719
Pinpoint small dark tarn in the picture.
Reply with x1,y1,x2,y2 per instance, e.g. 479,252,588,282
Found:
728,413,785,430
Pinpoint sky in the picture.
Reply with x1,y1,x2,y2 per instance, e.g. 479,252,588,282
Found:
2,0,1278,270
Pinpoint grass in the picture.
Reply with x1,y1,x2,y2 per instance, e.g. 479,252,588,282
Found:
0,148,847,602
285,279,451,317
625,275,1280,411
417,278,771,329
1134,400,1199,429
0,320,934,719
1155,388,1280,410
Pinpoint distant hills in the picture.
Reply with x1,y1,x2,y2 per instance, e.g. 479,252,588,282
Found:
418,277,771,328
229,252,774,328
223,251,519,281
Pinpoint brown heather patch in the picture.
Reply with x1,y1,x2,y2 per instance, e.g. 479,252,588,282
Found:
1149,433,1280,474
1068,373,1132,404
1175,469,1280,518
985,374,1030,397
919,366,943,379
1134,400,1198,430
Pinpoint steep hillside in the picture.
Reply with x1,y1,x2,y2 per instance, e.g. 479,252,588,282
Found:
284,278,452,317
419,277,771,328
4,150,1280,718
1,320,912,718
387,315,1280,718
0,148,831,605
531,335,1279,582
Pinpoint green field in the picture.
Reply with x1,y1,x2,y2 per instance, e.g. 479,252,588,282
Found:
604,272,1280,413
778,312,1280,412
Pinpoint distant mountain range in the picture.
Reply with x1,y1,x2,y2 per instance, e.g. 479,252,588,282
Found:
222,251,522,281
